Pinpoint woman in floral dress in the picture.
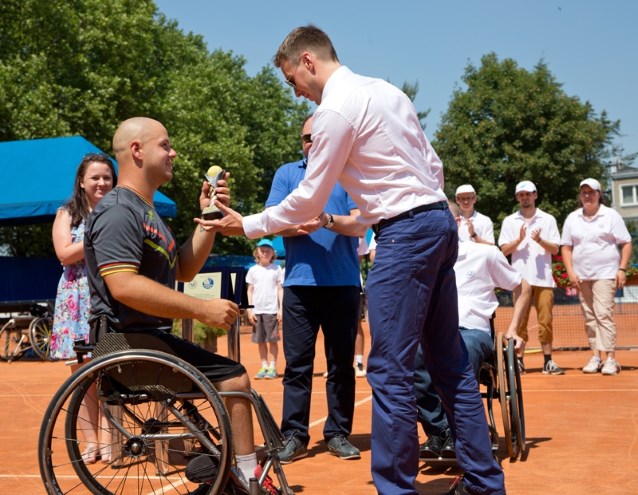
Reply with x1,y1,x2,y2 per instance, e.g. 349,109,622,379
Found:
51,153,116,463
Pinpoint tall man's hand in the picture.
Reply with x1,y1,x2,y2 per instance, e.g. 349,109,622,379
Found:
198,201,246,236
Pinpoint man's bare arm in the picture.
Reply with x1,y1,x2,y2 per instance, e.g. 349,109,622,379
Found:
503,278,531,349
104,271,238,330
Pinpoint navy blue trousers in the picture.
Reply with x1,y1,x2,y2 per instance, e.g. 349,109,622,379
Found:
415,329,495,437
280,285,359,445
366,208,505,495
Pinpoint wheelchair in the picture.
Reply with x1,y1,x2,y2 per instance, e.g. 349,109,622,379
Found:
38,332,292,495
421,332,526,465
480,332,526,460
0,303,54,362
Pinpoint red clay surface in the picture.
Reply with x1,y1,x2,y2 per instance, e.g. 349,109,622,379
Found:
1,322,637,494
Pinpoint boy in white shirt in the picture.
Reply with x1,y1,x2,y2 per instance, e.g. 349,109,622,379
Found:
246,239,284,379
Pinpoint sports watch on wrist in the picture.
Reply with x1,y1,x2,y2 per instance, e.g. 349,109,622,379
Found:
325,213,335,230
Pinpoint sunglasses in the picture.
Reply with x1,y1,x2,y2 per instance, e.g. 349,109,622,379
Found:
285,55,303,89
301,133,312,144
83,153,111,161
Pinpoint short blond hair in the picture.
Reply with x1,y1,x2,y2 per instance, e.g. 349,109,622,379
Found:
253,246,276,264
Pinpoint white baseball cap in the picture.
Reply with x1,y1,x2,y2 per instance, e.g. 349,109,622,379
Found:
515,180,536,194
455,184,476,196
579,178,601,191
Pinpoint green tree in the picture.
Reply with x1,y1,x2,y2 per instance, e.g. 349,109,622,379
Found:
434,53,619,229
0,0,306,256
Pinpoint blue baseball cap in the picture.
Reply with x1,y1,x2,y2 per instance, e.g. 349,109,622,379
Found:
256,239,275,249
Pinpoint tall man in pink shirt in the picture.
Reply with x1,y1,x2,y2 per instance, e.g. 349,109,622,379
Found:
209,25,504,495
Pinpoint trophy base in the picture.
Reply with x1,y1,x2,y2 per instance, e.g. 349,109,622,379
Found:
202,207,223,220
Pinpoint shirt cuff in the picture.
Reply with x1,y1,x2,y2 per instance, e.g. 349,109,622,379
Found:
243,212,266,239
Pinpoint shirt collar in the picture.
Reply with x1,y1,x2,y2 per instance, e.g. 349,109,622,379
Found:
322,66,352,102
578,204,606,218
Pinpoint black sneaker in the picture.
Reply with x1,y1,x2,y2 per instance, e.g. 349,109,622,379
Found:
419,431,447,459
277,436,308,464
542,359,565,375
440,434,456,459
185,454,218,483
326,435,361,460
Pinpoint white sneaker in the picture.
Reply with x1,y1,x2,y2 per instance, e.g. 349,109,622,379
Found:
601,358,621,376
582,356,603,373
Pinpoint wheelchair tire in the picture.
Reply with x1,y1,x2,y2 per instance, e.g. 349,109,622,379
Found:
29,316,55,361
506,339,526,457
39,349,233,495
495,332,513,458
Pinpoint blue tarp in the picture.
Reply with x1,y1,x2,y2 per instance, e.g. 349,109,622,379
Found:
0,136,177,226
0,257,60,307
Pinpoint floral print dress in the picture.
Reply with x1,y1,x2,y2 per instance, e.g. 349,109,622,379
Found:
50,220,91,360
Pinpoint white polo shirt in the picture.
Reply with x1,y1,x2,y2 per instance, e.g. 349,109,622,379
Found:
498,208,560,288
455,242,522,332
561,204,632,280
458,210,495,244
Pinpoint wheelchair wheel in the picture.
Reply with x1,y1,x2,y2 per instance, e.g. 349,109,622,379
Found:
495,333,513,457
39,349,233,495
29,316,55,360
506,339,526,457
0,324,21,362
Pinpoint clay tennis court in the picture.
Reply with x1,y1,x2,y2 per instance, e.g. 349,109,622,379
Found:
1,319,637,495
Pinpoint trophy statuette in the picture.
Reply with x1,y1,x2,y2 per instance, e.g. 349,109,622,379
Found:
201,165,226,220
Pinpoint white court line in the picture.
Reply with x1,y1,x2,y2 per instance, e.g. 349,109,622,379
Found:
6,473,189,495
519,388,638,393
309,394,372,428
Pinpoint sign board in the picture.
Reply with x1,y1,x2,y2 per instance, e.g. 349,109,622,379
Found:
182,272,237,300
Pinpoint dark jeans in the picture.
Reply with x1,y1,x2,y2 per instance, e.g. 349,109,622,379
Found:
415,328,494,437
280,285,359,445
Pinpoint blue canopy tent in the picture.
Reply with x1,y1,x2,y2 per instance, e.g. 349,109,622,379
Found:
0,136,176,226
0,136,177,308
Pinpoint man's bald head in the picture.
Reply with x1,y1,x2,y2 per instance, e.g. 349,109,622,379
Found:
112,117,164,159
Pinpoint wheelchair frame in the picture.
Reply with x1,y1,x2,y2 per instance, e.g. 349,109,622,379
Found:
422,333,526,465
482,333,526,460
38,336,292,495
0,306,54,362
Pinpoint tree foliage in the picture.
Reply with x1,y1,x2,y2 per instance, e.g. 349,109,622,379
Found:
0,0,308,256
433,53,619,229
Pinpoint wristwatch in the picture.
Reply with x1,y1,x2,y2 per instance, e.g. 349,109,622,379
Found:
325,213,335,230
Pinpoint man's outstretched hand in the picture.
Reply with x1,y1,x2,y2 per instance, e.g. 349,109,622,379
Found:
194,201,246,236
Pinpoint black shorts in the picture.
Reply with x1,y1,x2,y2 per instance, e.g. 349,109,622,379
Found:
150,331,246,383
95,330,246,384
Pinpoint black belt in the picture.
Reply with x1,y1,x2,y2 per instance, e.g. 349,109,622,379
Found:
372,201,448,235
